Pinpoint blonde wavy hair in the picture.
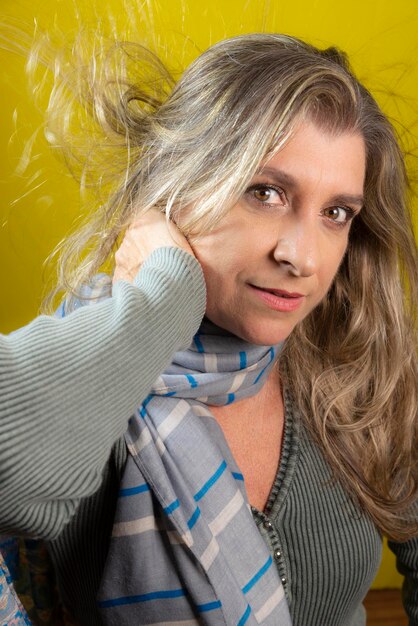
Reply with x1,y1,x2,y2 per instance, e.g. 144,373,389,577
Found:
33,32,417,540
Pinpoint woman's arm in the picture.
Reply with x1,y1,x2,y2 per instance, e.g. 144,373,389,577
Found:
0,245,205,539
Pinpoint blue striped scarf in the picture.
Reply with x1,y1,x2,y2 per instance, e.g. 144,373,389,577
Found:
97,316,292,625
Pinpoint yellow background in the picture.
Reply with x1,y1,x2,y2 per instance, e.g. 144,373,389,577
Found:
1,0,417,588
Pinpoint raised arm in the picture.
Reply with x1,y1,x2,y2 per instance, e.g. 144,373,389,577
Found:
0,214,205,538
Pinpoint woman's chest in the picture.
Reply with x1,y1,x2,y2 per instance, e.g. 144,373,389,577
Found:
252,414,383,625
210,383,382,625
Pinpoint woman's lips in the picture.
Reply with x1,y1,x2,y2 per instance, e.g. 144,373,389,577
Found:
248,284,305,312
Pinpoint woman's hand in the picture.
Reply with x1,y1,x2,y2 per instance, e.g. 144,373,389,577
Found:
113,210,195,284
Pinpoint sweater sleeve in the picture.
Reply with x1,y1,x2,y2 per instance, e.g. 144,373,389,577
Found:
388,537,418,625
0,247,205,539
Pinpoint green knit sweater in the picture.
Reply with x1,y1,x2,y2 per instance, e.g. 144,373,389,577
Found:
48,393,418,626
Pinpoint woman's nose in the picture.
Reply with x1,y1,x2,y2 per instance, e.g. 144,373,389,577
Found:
272,221,319,277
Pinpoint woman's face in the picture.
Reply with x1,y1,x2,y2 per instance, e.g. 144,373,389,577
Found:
192,120,366,345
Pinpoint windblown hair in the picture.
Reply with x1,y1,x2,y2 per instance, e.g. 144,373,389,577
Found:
35,32,417,540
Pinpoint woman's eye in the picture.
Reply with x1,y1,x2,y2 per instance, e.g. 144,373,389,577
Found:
323,206,354,225
246,185,286,206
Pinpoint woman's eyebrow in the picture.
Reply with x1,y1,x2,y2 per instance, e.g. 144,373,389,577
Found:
329,194,364,208
254,167,364,207
255,167,297,187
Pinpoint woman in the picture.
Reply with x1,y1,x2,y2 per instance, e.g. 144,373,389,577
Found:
25,33,418,625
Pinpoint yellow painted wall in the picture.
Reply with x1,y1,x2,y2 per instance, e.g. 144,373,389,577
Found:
1,0,416,588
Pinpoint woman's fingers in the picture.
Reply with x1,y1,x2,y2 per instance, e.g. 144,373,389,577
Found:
113,210,194,283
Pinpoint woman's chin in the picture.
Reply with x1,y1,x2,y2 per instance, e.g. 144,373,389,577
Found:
207,315,293,346
238,329,291,346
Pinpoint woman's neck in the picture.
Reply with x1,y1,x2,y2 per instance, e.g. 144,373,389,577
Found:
209,367,284,511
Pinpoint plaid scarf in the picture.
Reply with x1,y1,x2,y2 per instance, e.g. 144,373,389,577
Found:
97,315,292,625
